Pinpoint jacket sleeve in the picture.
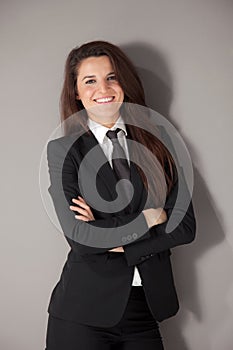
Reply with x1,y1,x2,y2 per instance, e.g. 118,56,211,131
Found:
47,138,150,256
123,170,196,266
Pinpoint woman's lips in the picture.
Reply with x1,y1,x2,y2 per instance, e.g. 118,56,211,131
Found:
94,96,115,104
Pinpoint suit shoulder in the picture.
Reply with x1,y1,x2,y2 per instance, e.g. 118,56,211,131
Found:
47,134,81,154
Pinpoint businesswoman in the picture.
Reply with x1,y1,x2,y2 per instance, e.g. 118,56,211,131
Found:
45,40,196,350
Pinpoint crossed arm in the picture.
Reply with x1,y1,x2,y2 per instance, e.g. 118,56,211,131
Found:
69,196,167,252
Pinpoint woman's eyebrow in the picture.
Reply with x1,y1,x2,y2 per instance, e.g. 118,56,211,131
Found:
82,71,115,81
82,75,95,81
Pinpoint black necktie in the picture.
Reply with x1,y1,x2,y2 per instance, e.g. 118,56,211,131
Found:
106,128,132,212
106,128,130,179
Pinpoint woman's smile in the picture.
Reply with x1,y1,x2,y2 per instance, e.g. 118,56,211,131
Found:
94,96,115,104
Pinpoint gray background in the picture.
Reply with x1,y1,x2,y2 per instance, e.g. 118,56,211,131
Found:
1,0,233,349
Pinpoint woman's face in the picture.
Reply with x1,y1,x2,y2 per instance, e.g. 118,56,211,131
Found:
76,55,124,127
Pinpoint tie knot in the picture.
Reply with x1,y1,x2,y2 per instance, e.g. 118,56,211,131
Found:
106,128,122,141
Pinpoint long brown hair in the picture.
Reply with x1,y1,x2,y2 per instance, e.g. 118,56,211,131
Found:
60,40,177,206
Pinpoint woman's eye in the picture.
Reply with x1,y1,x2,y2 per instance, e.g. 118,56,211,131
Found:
107,75,117,81
85,79,96,84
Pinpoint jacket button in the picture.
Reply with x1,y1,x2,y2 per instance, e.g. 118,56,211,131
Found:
122,237,127,243
132,233,138,239
127,235,132,241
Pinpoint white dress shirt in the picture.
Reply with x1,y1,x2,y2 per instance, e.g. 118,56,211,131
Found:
87,116,142,286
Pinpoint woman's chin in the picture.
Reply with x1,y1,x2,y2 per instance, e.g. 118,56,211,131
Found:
87,104,121,125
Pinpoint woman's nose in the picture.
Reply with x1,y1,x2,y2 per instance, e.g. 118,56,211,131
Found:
98,80,109,93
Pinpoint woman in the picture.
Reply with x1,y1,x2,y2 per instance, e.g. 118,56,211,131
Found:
45,40,196,350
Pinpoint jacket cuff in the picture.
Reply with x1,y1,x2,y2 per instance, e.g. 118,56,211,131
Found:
123,223,166,266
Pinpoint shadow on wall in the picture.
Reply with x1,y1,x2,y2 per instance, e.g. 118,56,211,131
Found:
121,42,228,350
121,41,173,117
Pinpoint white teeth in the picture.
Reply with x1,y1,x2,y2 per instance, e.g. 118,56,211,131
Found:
95,97,114,103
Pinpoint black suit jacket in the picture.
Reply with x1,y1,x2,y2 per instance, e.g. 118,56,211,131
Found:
46,125,196,327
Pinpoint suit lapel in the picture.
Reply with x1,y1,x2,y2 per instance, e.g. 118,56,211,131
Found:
126,127,146,212
79,130,119,200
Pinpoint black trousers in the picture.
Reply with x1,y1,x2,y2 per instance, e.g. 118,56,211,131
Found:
45,286,164,350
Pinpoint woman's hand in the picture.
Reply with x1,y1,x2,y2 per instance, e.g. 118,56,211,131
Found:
142,208,167,229
70,196,123,252
108,246,124,253
70,196,95,222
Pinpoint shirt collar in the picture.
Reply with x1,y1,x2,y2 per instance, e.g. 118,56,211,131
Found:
87,115,127,144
